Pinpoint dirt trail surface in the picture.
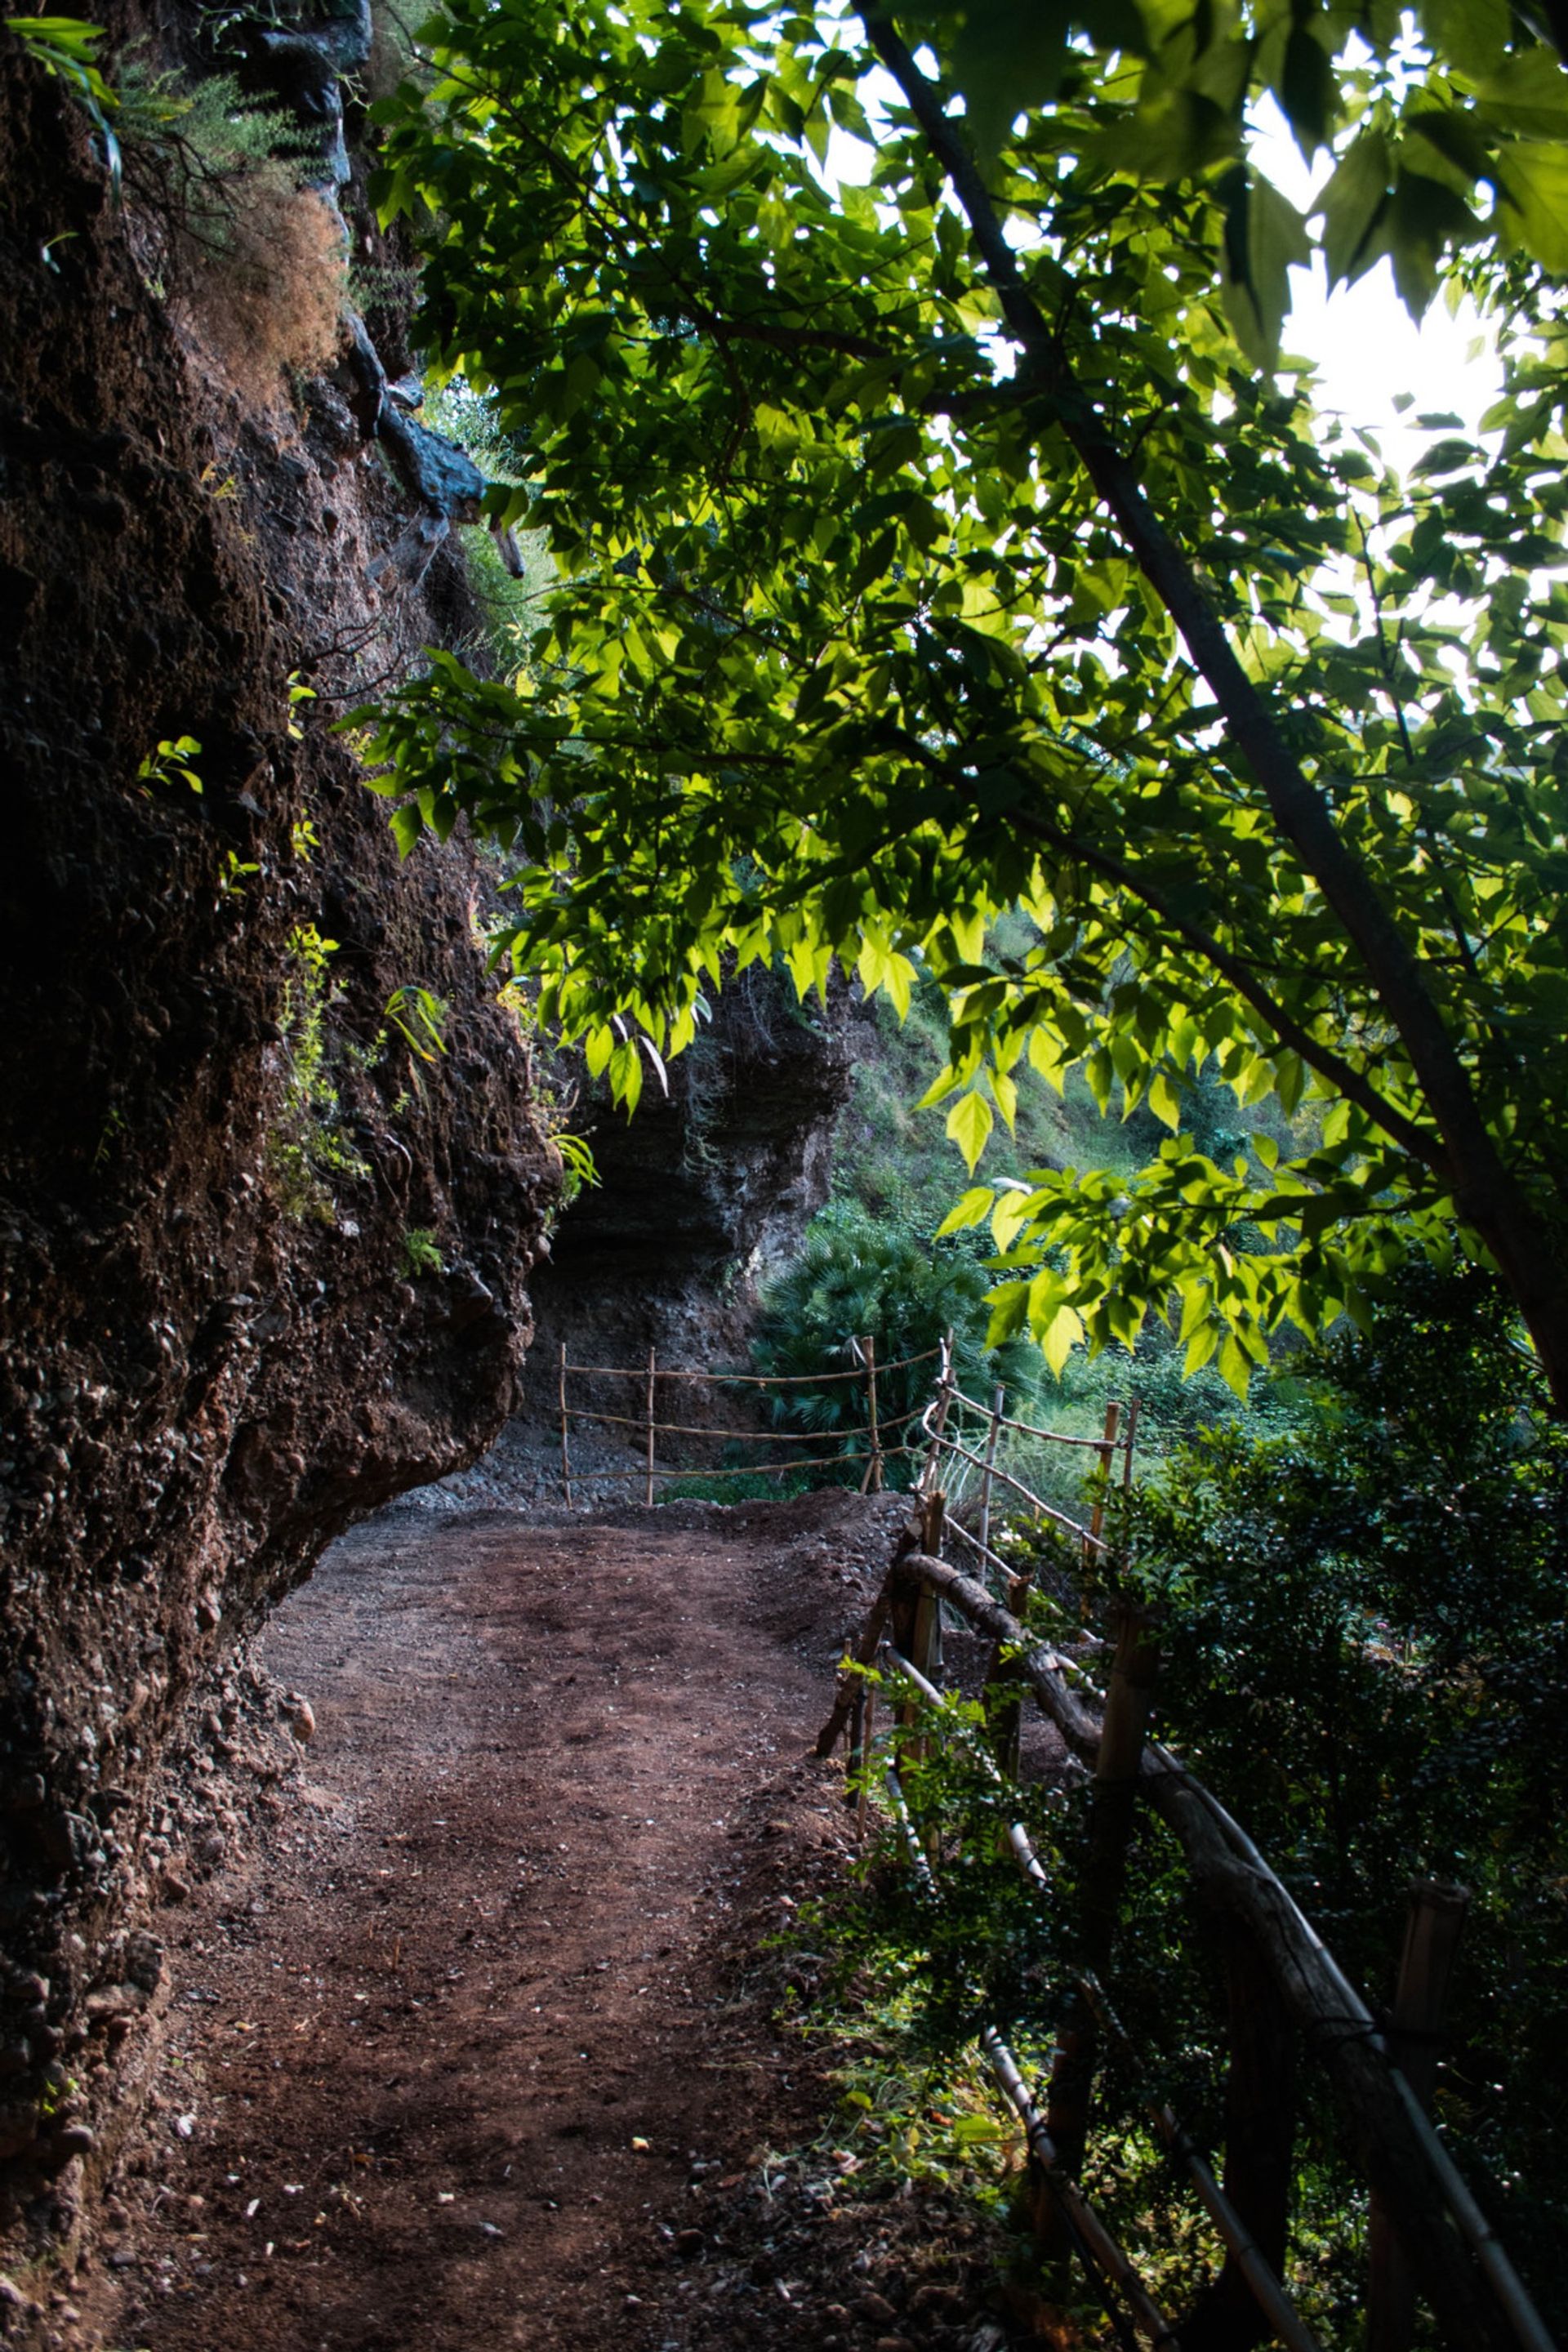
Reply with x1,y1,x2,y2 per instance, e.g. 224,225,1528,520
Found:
84,1490,981,2352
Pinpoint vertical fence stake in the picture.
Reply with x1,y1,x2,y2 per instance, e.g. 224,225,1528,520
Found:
921,1329,956,1491
1185,1909,1300,2345
978,1380,1005,1561
1368,1881,1472,2352
861,1334,884,1493
919,1486,947,1673
558,1343,572,1509
1039,1600,1160,2256
644,1345,657,1508
845,1671,866,1813
1084,1399,1122,1574
1120,1396,1139,1497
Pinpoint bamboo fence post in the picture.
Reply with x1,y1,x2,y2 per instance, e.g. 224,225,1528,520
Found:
1120,1396,1139,1495
1040,1599,1160,2249
558,1343,572,1508
977,1380,1005,1559
1084,1398,1122,1574
889,1578,941,1784
644,1345,657,1508
921,1329,956,1490
1368,1882,1472,2352
862,1334,884,1493
983,1566,1031,1784
856,1682,876,1842
920,1486,947,1672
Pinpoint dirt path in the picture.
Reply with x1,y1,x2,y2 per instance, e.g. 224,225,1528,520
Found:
91,1493,906,2352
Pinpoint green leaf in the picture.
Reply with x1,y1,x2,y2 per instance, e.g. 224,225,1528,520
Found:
1417,0,1508,82
1038,1299,1085,1379
1494,143,1568,275
935,1185,996,1236
1279,24,1337,162
1384,168,1477,318
1317,131,1390,288
947,1089,994,1173
950,2114,1005,2147
1218,167,1311,368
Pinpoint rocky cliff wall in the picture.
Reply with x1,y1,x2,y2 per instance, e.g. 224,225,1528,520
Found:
0,26,555,2266
516,964,853,1431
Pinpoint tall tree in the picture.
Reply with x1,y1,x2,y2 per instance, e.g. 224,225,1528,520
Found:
364,0,1568,1404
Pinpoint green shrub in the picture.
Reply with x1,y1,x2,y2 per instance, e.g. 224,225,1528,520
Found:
749,1200,1043,1486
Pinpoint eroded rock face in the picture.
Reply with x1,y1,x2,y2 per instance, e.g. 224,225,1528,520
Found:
0,44,554,2250
520,964,853,1401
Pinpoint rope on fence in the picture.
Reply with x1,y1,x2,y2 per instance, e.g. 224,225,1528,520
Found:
943,1384,1138,1452
554,1334,946,1503
562,1347,942,1385
556,1444,924,1487
565,1407,897,1444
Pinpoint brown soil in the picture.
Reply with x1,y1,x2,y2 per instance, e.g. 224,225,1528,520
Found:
65,1490,1026,2352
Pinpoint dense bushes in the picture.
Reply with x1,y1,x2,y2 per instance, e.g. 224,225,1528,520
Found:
817,1266,1568,2336
1111,1266,1568,2299
749,1200,1044,1485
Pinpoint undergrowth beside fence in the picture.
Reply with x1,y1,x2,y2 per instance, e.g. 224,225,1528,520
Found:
807,1261,1565,2349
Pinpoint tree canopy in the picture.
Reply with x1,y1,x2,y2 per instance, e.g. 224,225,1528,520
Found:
361,0,1568,1405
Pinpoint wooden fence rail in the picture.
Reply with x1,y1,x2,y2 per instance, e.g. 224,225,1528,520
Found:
817,1515,1557,2352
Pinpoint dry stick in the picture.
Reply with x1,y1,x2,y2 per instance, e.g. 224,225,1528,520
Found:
935,1432,1107,1550
919,1334,956,1492
882,1762,937,1897
1369,1882,1473,2352
558,1341,572,1509
568,1405,884,1442
583,1445,924,1486
946,1512,1018,1583
814,1508,928,1757
920,1485,947,1673
564,1349,942,1385
887,1554,1544,2352
889,1555,941,1783
944,1386,1140,1450
845,1673,867,1815
855,1681,876,1843
1191,1903,1300,2349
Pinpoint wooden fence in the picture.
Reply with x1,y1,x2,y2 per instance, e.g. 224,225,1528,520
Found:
553,1337,943,1505
813,1374,1557,2352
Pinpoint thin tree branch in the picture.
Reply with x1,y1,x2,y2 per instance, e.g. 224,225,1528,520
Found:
859,6,1568,1392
